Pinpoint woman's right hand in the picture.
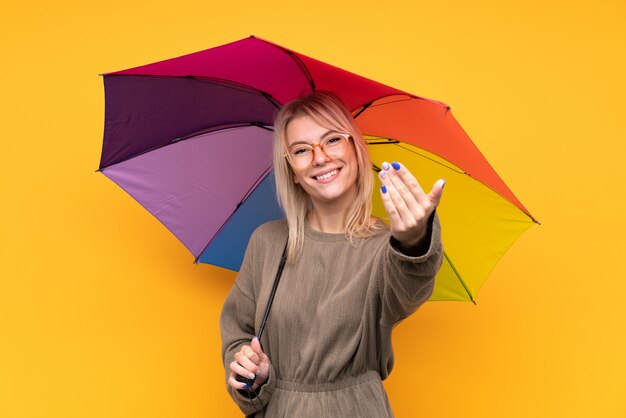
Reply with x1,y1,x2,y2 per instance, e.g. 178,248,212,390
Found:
228,337,271,392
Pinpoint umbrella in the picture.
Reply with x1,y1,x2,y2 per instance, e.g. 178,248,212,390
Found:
98,35,538,303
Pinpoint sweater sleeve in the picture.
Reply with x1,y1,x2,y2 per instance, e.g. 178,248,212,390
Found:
219,229,276,416
377,210,444,327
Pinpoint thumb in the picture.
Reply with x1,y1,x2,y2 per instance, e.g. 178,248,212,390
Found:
251,337,263,355
430,179,445,208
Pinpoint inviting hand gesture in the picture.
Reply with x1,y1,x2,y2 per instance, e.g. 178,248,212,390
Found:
378,161,445,254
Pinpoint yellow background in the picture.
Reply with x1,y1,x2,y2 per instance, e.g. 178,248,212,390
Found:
1,0,625,417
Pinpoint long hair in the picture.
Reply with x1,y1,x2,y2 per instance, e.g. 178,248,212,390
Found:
272,91,381,262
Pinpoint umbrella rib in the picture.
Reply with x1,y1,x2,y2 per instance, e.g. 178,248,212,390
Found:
353,95,449,119
188,75,283,109
105,73,283,109
247,35,317,91
194,166,275,265
397,143,539,223
364,139,466,175
394,143,466,175
353,102,372,119
286,50,316,90
443,251,476,304
250,36,315,91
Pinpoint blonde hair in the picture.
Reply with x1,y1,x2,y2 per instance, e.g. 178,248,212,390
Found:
273,91,381,262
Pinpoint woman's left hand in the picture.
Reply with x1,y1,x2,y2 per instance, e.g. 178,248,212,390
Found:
378,161,445,254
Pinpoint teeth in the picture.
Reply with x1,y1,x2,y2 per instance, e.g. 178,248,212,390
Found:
316,169,338,181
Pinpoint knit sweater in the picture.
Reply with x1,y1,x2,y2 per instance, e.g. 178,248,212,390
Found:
220,212,443,417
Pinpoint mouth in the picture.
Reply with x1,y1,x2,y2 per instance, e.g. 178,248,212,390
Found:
312,168,341,183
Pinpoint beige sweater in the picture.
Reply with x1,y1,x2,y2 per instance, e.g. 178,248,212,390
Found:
220,212,443,417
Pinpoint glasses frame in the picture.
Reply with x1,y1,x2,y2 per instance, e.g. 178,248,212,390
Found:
283,132,353,170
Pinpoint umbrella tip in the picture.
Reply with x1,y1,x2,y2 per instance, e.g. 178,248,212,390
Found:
249,34,256,38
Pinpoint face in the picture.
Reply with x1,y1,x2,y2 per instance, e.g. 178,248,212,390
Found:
285,115,359,208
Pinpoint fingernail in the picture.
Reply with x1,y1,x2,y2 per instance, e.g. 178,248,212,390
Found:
382,162,391,171
381,185,387,194
248,372,255,379
379,171,386,179
242,384,249,390
255,369,261,375
392,161,401,170
442,180,446,188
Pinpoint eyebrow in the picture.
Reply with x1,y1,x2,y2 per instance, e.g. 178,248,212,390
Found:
288,130,339,146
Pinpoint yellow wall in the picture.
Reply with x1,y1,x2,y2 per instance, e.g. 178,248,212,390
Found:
1,1,624,417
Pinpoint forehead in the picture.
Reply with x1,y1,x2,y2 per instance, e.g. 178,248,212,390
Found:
285,115,335,146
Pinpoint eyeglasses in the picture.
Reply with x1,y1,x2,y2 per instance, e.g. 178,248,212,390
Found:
284,132,352,170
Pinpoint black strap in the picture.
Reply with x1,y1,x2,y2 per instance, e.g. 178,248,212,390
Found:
257,242,288,341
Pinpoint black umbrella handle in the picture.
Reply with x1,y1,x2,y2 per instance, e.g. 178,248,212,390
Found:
235,242,288,390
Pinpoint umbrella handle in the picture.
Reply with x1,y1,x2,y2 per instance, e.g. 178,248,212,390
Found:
235,373,256,388
235,242,288,391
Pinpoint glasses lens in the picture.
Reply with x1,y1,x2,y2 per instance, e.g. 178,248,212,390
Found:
288,146,313,169
322,135,348,158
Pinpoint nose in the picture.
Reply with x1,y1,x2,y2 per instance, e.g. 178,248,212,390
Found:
312,144,331,166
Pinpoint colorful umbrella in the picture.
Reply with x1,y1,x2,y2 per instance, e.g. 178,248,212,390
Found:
98,35,538,303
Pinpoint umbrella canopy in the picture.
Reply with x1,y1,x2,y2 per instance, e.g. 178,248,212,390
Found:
99,35,538,303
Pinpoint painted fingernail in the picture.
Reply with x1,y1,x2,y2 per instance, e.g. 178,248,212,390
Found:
442,180,446,188
381,185,387,194
248,372,255,379
382,162,391,171
242,384,249,390
392,161,401,170
255,370,261,375
379,170,386,179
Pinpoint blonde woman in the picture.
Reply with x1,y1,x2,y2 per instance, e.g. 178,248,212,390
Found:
220,91,445,417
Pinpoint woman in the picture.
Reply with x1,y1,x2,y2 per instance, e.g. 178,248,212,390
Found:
220,91,445,417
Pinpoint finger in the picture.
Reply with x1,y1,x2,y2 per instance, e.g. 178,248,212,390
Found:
383,162,423,217
228,372,250,390
379,164,414,223
390,161,428,206
235,350,260,374
250,337,263,355
429,179,446,207
379,171,404,226
230,360,257,380
250,337,269,363
242,345,260,364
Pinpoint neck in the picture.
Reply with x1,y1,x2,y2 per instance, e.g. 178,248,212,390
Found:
307,189,357,234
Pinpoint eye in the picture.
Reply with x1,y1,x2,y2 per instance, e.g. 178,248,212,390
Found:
291,147,311,156
325,136,343,146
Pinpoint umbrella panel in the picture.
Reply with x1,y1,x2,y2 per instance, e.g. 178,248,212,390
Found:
101,75,278,168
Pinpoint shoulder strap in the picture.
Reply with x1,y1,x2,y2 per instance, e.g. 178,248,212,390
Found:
256,241,288,341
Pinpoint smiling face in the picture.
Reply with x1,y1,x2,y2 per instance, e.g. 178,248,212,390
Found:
285,114,359,210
